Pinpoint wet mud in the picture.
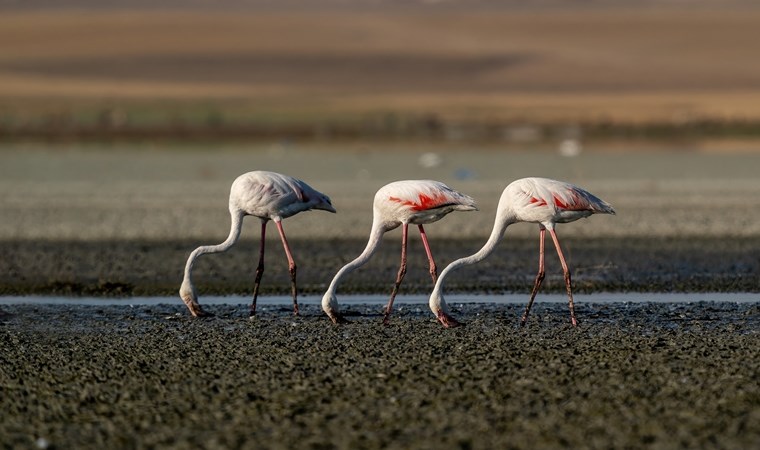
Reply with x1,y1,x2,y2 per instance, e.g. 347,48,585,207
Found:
2,235,759,448
1,302,758,449
1,236,759,297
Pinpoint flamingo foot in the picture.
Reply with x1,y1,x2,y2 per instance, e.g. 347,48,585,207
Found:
181,297,213,317
382,306,394,326
570,316,578,327
329,313,349,325
436,311,463,328
190,305,214,318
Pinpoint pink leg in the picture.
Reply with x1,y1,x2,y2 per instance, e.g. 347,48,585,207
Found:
418,225,438,283
548,229,578,327
384,223,408,325
521,227,546,326
275,220,299,316
250,221,267,317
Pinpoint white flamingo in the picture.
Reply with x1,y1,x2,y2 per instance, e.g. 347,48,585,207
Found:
179,171,335,317
429,177,615,328
322,180,477,325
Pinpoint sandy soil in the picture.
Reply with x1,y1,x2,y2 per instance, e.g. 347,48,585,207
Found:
1,6,760,123
1,302,758,449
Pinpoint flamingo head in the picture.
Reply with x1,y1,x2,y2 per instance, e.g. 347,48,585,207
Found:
321,291,342,324
428,288,461,328
179,279,203,316
313,194,337,214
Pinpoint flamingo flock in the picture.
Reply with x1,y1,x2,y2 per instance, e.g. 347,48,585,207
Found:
180,171,614,327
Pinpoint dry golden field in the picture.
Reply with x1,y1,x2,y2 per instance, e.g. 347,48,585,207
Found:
1,4,760,128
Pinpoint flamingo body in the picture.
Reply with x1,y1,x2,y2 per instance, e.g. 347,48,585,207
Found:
180,171,335,317
505,177,614,226
429,177,615,328
230,171,335,220
376,180,478,226
322,180,477,325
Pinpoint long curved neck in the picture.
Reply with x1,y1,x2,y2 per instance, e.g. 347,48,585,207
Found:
432,211,514,297
325,218,388,296
182,209,245,285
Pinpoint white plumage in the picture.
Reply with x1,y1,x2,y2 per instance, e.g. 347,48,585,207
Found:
180,171,335,317
322,179,477,325
230,171,334,220
429,177,615,328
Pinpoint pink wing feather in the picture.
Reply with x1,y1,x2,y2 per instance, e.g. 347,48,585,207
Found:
386,180,475,212
523,178,614,214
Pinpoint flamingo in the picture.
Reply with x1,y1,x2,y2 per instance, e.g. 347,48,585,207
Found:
428,177,615,328
179,171,335,317
321,180,477,325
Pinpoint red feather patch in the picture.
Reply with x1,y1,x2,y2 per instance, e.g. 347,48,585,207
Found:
389,192,449,211
554,196,569,209
529,197,548,207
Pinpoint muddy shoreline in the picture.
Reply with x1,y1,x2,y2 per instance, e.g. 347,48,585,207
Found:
1,236,758,297
1,302,758,449
3,230,758,448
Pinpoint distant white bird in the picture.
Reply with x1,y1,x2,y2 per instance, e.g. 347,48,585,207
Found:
429,177,615,328
180,171,335,317
322,180,477,325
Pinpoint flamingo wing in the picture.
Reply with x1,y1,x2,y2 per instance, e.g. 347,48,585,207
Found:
386,180,477,212
516,177,615,217
232,171,334,219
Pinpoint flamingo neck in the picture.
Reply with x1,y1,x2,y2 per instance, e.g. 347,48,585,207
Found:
325,220,387,296
429,212,514,314
182,210,245,286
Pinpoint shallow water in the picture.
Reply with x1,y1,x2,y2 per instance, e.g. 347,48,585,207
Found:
1,292,757,306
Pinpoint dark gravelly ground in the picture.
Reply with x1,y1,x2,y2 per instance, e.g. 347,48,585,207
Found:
1,302,758,449
1,236,759,296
